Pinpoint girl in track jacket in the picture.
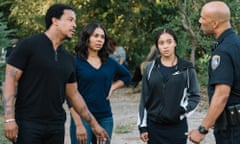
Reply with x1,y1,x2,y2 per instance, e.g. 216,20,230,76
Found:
138,28,200,144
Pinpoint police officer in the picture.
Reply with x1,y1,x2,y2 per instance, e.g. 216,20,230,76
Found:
187,1,240,144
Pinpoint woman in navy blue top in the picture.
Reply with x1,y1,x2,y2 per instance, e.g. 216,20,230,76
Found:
68,23,131,144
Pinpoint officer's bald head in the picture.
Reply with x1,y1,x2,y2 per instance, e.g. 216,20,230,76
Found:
202,1,230,23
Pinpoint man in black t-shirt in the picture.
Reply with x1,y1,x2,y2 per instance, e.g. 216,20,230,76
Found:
2,4,109,144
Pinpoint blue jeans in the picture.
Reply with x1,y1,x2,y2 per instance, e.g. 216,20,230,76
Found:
214,125,240,144
70,116,113,144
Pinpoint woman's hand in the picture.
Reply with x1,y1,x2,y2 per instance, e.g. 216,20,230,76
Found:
76,124,87,144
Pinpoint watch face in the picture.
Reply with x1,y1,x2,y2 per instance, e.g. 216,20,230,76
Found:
198,125,208,134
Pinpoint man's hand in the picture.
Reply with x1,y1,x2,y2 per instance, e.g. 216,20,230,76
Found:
140,132,149,142
4,121,18,143
91,125,110,144
186,129,205,144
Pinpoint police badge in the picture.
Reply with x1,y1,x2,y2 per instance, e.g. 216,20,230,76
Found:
211,55,220,70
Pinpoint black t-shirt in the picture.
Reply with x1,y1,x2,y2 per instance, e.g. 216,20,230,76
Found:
7,33,76,123
158,58,177,82
208,28,240,105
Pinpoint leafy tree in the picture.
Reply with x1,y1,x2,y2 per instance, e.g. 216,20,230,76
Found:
0,12,14,49
0,11,15,97
3,0,240,85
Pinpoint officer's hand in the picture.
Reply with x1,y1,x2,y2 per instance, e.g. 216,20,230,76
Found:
186,129,205,144
140,132,149,142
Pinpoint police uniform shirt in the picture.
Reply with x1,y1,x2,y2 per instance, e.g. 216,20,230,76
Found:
208,28,240,105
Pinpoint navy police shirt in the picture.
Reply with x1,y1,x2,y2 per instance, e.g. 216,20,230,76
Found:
208,28,240,105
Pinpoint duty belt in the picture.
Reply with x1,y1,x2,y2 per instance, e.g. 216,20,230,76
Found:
227,104,240,126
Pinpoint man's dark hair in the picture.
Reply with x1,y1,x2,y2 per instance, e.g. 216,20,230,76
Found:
45,4,74,30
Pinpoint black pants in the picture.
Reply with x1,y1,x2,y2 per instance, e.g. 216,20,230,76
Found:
214,125,240,144
16,120,65,144
147,118,188,144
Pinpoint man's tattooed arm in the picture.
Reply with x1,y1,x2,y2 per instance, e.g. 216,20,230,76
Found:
2,94,15,116
66,83,110,140
78,102,93,123
72,89,93,123
66,83,96,125
2,64,22,119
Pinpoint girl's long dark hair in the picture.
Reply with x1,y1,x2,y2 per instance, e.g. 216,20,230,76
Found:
75,23,110,63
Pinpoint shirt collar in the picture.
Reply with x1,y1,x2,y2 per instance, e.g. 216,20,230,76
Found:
213,28,234,50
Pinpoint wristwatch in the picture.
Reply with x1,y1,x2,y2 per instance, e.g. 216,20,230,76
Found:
198,125,208,134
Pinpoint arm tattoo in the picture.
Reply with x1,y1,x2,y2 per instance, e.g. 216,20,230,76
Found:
2,94,15,116
79,105,86,113
73,89,92,123
86,113,92,123
3,105,14,115
9,69,18,79
79,104,92,123
2,69,18,116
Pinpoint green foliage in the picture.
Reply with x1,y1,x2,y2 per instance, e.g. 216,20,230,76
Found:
9,0,52,37
1,0,240,85
0,1,16,116
0,12,14,48
0,63,5,93
0,11,13,96
195,54,210,86
71,0,158,68
228,0,240,34
114,123,133,134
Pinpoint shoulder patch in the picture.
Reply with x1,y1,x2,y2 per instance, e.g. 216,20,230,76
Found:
211,55,220,70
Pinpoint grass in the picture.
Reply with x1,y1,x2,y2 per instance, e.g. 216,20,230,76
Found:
114,123,134,134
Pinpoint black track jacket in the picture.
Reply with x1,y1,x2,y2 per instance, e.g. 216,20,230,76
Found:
138,56,200,133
